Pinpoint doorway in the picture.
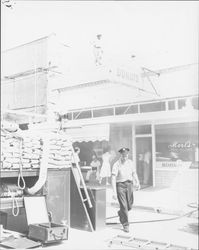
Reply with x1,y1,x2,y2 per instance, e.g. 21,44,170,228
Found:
136,137,153,187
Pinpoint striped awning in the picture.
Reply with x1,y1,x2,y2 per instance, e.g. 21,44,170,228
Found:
65,124,110,142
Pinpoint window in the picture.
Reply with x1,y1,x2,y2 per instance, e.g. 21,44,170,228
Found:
115,105,138,115
65,112,72,120
73,110,92,120
93,108,114,118
168,101,175,110
155,122,198,168
140,102,166,113
191,96,199,110
135,125,151,135
178,99,186,109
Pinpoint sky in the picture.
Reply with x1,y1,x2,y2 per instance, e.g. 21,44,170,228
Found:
1,1,198,70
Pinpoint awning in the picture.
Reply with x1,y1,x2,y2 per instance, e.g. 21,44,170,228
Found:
65,124,110,142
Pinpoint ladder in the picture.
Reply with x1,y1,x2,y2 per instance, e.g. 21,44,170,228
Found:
108,235,197,250
70,146,94,232
70,146,92,209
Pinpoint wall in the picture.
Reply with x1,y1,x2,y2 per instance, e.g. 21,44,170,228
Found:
109,123,133,162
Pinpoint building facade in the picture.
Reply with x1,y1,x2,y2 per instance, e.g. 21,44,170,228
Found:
1,36,198,188
55,64,198,188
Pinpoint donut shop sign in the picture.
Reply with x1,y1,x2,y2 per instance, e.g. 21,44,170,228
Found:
168,141,196,152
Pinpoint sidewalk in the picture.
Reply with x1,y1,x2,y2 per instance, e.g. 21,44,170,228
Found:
106,185,198,216
106,168,198,216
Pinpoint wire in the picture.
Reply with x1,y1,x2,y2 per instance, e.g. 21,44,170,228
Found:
106,209,198,225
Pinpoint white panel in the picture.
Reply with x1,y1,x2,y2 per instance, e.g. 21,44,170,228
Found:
24,196,49,225
65,124,109,142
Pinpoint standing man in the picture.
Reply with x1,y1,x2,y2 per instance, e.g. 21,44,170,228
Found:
112,148,140,233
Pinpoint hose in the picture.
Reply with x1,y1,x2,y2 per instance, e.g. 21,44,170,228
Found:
106,209,198,225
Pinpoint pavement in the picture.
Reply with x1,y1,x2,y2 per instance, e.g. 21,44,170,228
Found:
107,186,198,216
41,183,198,250
38,207,198,250
2,171,197,249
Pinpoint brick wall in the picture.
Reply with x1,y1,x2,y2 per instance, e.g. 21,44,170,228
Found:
155,169,178,187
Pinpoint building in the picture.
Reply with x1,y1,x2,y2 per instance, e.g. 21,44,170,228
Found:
1,35,198,188
54,63,198,188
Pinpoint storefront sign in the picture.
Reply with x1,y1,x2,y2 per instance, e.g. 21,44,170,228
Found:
156,161,192,168
168,141,196,152
116,68,139,83
108,64,141,86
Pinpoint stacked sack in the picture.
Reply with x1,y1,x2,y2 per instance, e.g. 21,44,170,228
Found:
21,136,43,169
1,126,74,170
48,133,73,168
1,129,22,170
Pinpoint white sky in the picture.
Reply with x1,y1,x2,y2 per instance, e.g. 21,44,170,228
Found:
1,1,198,69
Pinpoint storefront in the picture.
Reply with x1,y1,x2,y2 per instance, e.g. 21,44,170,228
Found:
154,121,198,187
63,95,198,188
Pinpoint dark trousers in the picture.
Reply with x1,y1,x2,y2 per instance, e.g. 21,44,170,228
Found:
116,181,134,226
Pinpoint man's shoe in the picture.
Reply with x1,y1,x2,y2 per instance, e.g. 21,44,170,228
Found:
123,225,129,233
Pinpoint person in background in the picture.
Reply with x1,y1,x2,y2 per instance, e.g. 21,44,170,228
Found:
143,150,151,185
112,147,140,233
85,153,101,182
74,147,80,164
99,147,114,185
137,153,144,184
73,146,81,186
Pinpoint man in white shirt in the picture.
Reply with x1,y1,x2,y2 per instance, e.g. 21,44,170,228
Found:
112,147,140,233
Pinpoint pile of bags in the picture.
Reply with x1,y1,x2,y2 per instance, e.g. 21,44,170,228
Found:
48,133,73,169
1,127,73,170
21,136,43,169
1,129,21,169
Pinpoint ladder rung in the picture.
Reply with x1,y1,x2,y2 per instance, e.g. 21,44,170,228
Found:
83,199,88,202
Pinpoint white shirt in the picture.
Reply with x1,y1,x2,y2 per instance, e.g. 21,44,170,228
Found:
112,158,136,183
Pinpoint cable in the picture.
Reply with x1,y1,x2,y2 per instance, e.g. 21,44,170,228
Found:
106,209,198,225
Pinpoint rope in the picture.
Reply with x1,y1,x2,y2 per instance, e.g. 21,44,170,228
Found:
8,190,19,217
17,138,26,190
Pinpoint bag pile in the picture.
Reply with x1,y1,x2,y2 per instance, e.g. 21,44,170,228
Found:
1,128,73,170
48,133,73,168
21,136,43,169
1,129,21,169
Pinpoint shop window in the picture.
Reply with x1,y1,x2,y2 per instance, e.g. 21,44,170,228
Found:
115,105,138,115
135,125,151,135
155,122,198,168
93,108,114,117
73,110,92,120
140,102,166,113
178,99,186,109
191,96,199,110
168,100,175,110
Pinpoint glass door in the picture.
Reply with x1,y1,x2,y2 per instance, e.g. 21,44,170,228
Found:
136,137,153,187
